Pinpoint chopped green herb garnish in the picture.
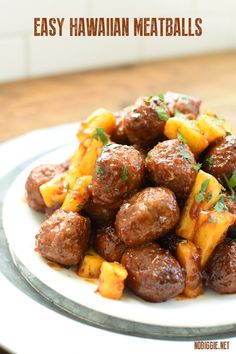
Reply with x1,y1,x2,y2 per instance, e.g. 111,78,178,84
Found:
65,182,70,191
174,109,188,120
207,192,213,202
155,106,169,121
77,203,83,210
178,144,191,160
92,127,109,146
194,163,202,171
227,171,236,189
157,93,165,101
226,129,233,136
195,179,210,204
177,131,187,144
96,165,105,178
214,195,228,212
208,218,217,223
144,96,153,103
205,154,216,166
121,165,129,181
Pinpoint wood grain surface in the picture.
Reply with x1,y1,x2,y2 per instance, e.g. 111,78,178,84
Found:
0,51,236,142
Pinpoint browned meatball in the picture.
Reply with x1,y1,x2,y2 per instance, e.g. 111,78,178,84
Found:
84,198,119,225
204,239,236,294
111,111,130,145
25,164,65,212
146,139,197,199
165,91,201,117
123,96,170,147
121,243,185,302
203,135,236,184
36,209,90,266
115,187,180,247
92,144,145,206
94,224,127,262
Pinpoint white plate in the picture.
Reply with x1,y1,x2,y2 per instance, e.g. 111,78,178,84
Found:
2,144,236,337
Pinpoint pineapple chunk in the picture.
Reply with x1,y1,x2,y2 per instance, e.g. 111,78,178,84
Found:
40,173,67,208
164,117,209,156
62,175,92,212
77,108,116,142
197,114,226,143
77,251,104,278
176,240,203,298
177,170,222,240
96,262,128,300
194,210,236,269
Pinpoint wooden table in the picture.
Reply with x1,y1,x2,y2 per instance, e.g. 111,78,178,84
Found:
0,51,236,142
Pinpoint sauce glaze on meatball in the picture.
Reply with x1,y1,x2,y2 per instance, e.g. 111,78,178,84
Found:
92,143,145,206
121,243,185,302
115,187,180,247
146,139,197,200
36,209,90,266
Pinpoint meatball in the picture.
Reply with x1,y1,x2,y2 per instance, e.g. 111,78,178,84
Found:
203,135,236,184
84,198,119,225
36,209,90,266
25,164,65,212
165,91,201,118
204,239,236,294
121,243,185,302
92,144,145,206
115,187,180,247
111,111,130,145
123,96,170,147
94,224,127,262
146,139,197,199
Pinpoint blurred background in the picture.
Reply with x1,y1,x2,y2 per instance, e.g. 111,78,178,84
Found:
0,0,236,141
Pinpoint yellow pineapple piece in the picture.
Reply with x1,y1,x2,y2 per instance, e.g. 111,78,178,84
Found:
176,240,203,298
77,108,116,142
96,262,128,300
164,117,209,156
62,175,92,212
177,170,222,240
194,210,236,269
197,114,226,143
40,173,67,208
77,251,104,278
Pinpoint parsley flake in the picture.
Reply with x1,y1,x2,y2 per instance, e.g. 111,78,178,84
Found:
155,106,169,121
177,131,187,144
208,218,217,223
92,127,109,146
228,171,236,189
194,163,202,171
207,192,213,202
226,129,233,136
121,165,129,181
174,109,188,120
96,165,105,178
205,154,216,166
214,195,228,213
195,179,210,204
178,144,191,160
157,93,165,101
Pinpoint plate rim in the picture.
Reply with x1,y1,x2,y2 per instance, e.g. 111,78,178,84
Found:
1,143,236,341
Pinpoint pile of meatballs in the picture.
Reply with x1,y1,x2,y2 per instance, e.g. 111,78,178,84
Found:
25,92,236,303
